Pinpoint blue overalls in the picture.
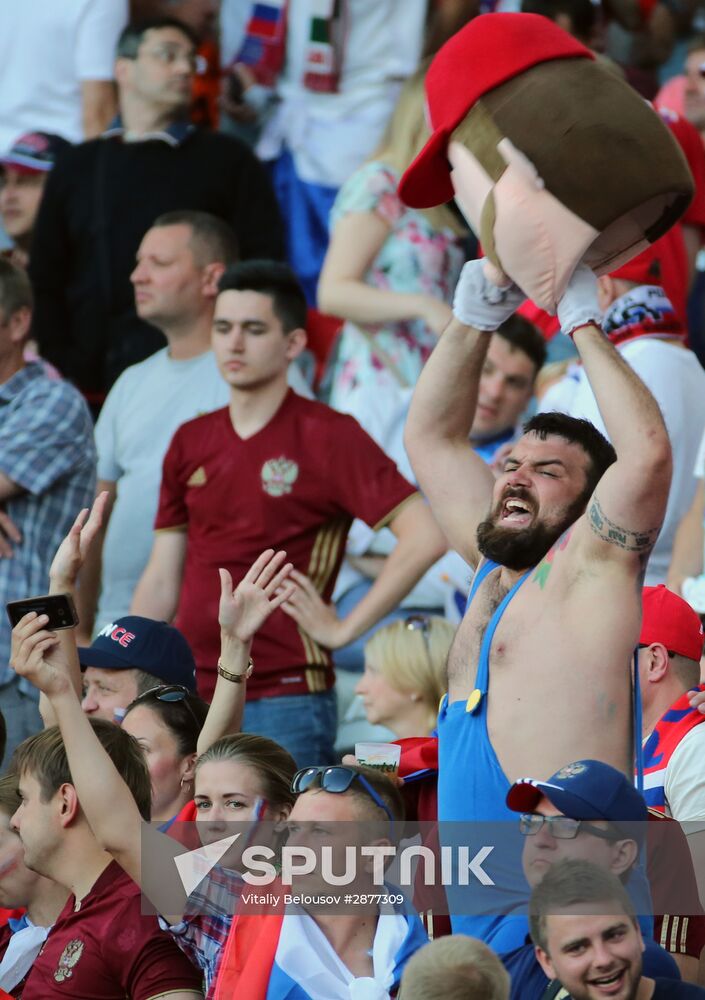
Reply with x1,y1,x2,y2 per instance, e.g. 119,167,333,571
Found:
438,558,532,949
437,558,650,949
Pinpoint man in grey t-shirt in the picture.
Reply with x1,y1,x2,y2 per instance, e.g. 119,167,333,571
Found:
78,210,237,641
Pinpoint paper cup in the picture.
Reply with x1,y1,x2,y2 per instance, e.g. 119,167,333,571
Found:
354,742,402,775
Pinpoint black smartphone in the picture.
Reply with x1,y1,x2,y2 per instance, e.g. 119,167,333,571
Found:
6,593,79,630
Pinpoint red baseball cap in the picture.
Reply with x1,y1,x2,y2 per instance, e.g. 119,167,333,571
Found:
398,13,592,210
640,585,704,661
611,241,663,286
0,131,70,176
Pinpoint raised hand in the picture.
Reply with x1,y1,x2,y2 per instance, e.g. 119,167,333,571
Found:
10,613,73,698
49,492,109,588
452,257,525,331
219,550,295,644
556,263,601,339
280,569,348,649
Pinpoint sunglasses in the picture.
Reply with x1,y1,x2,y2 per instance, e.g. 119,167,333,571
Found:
291,766,395,823
129,684,202,731
519,813,620,841
405,614,433,663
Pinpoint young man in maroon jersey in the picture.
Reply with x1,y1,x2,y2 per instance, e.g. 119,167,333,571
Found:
132,260,446,764
9,721,203,1000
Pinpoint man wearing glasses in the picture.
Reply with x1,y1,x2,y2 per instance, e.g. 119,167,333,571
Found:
501,759,703,995
28,16,284,404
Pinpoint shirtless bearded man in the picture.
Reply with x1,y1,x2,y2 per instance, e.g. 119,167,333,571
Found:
405,260,672,943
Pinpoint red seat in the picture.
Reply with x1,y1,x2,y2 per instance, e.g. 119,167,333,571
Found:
305,308,343,390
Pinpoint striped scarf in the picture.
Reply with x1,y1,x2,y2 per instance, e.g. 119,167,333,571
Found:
642,685,705,813
602,284,686,348
235,1,348,93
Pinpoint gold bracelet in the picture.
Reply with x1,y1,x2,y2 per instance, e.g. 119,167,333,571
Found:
217,657,254,684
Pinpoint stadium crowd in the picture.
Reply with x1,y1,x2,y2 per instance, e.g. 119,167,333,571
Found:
1,0,705,997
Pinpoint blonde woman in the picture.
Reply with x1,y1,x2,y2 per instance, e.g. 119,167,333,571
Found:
355,615,455,738
317,65,466,429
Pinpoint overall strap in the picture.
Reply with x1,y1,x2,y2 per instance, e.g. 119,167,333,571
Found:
633,648,644,794
467,567,533,714
466,559,499,609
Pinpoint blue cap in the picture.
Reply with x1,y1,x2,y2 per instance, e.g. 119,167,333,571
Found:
506,760,647,837
78,616,197,692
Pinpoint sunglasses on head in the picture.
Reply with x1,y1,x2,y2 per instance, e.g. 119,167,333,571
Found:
129,684,202,730
519,813,620,841
291,766,395,823
405,614,433,663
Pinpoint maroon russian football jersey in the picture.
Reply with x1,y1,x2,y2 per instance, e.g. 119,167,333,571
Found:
22,862,202,999
647,809,705,960
155,391,418,700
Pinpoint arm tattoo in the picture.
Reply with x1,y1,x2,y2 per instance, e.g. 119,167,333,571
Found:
588,497,660,552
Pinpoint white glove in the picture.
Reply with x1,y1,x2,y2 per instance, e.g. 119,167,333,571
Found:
452,258,525,331
557,264,602,338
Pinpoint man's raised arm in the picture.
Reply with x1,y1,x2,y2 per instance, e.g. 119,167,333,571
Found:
559,266,672,571
404,260,525,566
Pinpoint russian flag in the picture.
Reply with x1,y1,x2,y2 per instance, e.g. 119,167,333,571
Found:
213,890,427,999
250,1,286,39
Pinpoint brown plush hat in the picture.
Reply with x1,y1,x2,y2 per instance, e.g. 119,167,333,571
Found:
399,13,694,311
399,13,592,209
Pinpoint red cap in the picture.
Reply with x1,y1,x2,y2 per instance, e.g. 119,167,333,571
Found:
611,242,663,286
398,13,592,210
640,585,704,661
0,131,69,175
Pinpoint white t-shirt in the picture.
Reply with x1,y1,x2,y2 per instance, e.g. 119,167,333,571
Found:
540,339,705,586
0,0,127,152
664,722,705,821
256,0,427,187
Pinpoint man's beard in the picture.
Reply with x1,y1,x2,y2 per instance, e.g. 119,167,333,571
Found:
476,489,588,571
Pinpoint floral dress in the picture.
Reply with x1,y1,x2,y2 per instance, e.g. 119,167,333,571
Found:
325,161,465,427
